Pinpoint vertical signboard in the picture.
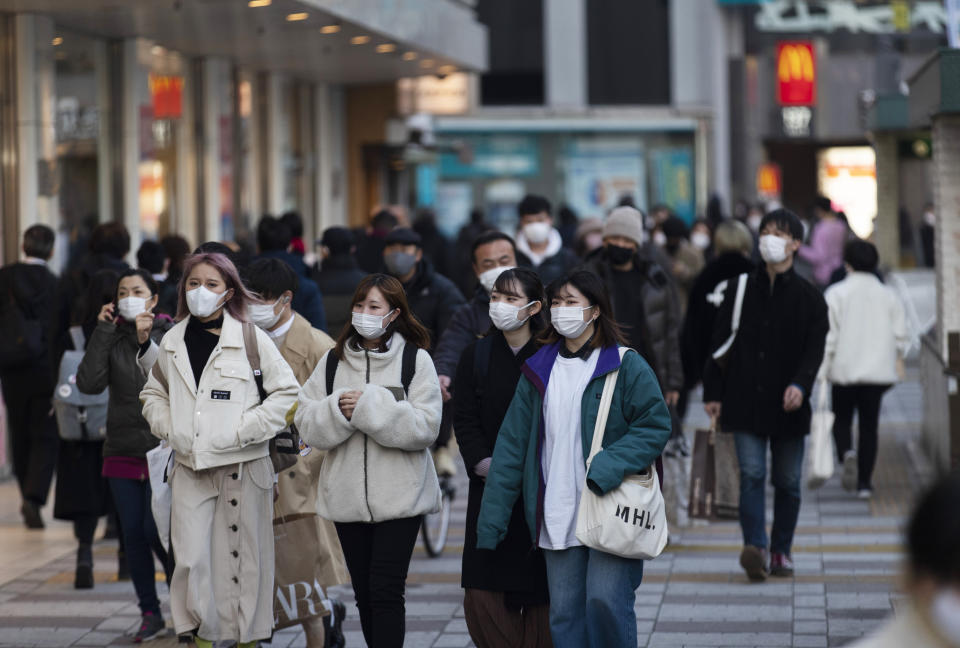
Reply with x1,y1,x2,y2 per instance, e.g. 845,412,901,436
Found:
776,41,815,106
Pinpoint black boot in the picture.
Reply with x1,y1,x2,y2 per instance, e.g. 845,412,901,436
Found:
20,500,44,529
323,599,346,648
75,543,93,589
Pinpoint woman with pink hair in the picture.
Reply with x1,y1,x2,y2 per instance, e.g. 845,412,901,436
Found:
140,252,300,648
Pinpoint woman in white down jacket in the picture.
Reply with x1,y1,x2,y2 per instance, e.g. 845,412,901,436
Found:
295,273,442,648
139,252,299,648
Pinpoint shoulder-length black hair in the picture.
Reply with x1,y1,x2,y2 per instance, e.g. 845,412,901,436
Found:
540,270,626,350
334,273,432,358
118,268,159,297
489,267,547,334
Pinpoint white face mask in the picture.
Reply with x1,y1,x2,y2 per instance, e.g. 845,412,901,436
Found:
186,285,227,319
759,234,790,264
691,231,711,251
117,296,147,321
747,214,763,233
478,265,514,294
653,231,668,247
551,306,594,339
931,589,960,645
248,297,285,330
522,222,552,245
489,300,535,332
352,309,396,340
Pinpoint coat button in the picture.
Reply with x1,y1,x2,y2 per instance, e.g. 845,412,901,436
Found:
231,473,238,480
230,499,238,506
232,550,238,558
289,471,296,478
232,576,239,583
231,524,238,532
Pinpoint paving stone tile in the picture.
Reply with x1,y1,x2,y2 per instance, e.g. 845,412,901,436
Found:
795,620,828,633
431,634,472,647
793,635,829,647
72,631,120,646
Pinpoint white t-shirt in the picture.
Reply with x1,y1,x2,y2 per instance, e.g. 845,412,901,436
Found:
539,349,599,550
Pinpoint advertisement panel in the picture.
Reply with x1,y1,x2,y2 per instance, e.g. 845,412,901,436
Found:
564,138,646,219
776,41,816,106
651,149,695,225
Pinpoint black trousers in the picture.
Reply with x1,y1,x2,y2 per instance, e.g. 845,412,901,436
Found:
0,376,58,506
335,516,421,648
831,384,891,490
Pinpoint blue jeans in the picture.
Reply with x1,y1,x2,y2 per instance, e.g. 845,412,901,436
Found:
542,546,644,648
733,432,805,555
108,477,170,615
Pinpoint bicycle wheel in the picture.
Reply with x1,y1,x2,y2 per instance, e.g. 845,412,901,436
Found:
421,490,452,558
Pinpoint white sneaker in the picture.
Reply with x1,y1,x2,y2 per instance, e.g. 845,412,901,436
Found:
842,451,858,492
857,488,873,500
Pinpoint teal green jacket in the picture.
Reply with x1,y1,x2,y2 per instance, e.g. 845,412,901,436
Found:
476,342,671,549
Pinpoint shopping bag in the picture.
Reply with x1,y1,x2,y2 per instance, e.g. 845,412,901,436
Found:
146,442,174,551
575,348,668,560
688,426,718,520
713,430,740,519
806,381,835,489
662,437,691,529
273,515,333,630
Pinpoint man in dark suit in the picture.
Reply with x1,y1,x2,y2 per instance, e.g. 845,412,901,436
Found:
0,225,60,528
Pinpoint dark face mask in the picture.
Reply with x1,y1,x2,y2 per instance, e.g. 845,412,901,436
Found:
605,244,634,266
384,251,418,277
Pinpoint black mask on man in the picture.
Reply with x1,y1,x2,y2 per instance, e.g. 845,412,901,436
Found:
605,244,634,266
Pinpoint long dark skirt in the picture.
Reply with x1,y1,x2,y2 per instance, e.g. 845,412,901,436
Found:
54,440,108,521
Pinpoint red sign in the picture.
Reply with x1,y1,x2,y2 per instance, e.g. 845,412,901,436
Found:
776,41,815,106
756,163,782,198
150,74,183,119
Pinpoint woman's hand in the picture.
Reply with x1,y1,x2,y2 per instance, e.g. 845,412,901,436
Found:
135,307,155,345
338,390,362,420
97,302,116,323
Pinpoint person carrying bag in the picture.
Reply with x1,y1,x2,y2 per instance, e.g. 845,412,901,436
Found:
477,270,671,648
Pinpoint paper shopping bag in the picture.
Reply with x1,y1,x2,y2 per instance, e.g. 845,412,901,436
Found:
688,427,718,520
273,515,332,630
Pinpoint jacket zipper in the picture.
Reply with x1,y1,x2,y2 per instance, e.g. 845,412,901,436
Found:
363,350,374,522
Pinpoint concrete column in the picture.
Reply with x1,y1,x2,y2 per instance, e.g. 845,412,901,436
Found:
932,114,960,362
200,57,228,244
544,0,586,109
265,72,285,215
176,63,198,244
873,134,900,269
93,40,112,226
119,39,141,254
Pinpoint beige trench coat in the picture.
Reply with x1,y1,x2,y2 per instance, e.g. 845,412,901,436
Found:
273,314,349,588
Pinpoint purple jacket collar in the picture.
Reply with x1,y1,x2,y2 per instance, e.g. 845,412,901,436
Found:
521,341,622,398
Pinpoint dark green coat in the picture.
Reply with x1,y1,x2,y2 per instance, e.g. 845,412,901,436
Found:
476,343,671,550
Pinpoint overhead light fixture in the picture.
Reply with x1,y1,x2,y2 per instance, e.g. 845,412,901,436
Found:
375,43,396,54
402,51,417,61
320,24,340,34
248,0,271,6
438,64,456,75
52,36,63,46
350,35,370,45
286,12,309,21
420,58,435,69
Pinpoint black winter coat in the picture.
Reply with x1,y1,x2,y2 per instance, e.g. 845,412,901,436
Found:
453,331,548,601
76,318,173,459
517,247,579,287
680,253,756,387
0,262,58,390
582,247,684,392
432,288,490,379
402,260,466,352
313,254,367,338
703,267,828,437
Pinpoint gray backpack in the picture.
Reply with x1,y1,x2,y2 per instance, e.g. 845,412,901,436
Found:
53,326,108,442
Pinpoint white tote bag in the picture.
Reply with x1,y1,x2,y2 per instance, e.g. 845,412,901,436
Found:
806,380,835,489
575,348,669,560
146,441,175,552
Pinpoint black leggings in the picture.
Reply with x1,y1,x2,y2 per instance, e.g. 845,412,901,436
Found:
334,516,421,648
831,384,891,490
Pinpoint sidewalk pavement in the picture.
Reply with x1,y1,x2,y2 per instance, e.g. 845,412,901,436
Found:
0,366,928,647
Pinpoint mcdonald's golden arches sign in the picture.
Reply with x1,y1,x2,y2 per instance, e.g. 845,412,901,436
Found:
776,41,815,106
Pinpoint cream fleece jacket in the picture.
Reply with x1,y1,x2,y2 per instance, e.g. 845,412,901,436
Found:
295,333,442,523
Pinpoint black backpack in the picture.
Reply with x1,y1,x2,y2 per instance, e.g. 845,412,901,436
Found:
325,341,418,397
0,267,46,370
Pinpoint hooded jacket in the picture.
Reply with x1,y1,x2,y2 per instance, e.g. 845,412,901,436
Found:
139,311,300,471
77,317,173,459
476,342,671,549
582,247,684,392
294,333,443,523
516,228,580,287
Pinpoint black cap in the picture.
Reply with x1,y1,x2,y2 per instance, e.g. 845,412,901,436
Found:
319,227,355,254
384,228,422,247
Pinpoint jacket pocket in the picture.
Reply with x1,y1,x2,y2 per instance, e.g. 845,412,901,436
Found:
246,457,274,492
203,359,253,451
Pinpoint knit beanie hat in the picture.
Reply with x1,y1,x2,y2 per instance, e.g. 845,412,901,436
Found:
603,206,646,247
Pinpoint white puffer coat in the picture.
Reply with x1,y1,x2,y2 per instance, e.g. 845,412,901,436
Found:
295,333,442,523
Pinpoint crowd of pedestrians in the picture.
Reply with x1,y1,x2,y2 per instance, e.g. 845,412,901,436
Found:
0,190,919,648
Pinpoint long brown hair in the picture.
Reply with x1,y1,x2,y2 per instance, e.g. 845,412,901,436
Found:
334,273,432,358
539,270,627,350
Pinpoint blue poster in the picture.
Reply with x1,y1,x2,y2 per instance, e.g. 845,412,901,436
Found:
651,149,695,225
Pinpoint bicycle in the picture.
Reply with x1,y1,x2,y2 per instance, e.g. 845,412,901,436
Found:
421,473,457,557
